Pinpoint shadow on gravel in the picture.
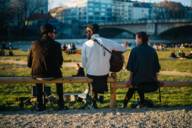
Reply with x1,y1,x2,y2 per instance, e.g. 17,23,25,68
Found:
0,105,191,115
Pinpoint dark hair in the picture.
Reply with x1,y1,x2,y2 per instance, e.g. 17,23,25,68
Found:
40,23,55,35
87,24,99,34
136,32,148,43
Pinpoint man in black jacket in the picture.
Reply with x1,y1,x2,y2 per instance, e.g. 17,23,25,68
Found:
123,32,160,108
28,24,64,111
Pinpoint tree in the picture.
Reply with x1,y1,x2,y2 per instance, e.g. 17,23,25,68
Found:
9,0,48,32
155,1,186,19
0,0,15,40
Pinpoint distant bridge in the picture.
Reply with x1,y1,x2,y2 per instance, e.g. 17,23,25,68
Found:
98,19,192,37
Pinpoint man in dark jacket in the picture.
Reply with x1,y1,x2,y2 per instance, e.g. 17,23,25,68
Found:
27,23,64,111
123,32,161,108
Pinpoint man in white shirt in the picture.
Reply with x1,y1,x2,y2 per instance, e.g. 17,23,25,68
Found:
82,24,125,108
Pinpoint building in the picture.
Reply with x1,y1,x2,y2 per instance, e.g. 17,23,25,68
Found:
55,0,113,24
191,0,192,7
112,0,133,22
55,0,153,24
27,0,48,17
25,0,49,27
132,2,152,20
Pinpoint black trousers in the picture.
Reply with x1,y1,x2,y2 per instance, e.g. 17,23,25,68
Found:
87,74,108,93
36,83,64,109
124,88,145,104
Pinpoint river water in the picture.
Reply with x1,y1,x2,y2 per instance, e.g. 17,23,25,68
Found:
9,38,171,51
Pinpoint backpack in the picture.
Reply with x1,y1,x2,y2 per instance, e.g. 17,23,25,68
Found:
93,39,124,72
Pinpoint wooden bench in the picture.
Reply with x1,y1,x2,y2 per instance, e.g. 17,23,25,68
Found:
0,76,192,108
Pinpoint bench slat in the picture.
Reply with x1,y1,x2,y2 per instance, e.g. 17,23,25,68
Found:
0,77,92,84
114,81,192,89
0,77,191,87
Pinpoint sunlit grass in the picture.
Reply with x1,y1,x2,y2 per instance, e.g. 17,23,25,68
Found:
0,48,191,110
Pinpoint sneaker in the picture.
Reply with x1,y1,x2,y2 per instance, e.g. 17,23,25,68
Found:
143,99,154,108
57,106,69,110
123,100,128,108
98,96,104,103
34,104,46,111
136,103,144,109
131,101,144,109
93,100,98,109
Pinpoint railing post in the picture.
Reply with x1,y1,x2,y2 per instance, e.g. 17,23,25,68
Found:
110,73,117,108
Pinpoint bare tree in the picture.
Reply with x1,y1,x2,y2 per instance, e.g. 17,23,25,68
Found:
10,0,48,30
155,1,186,19
0,0,15,40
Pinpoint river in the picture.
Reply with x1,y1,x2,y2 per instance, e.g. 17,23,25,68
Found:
8,38,171,51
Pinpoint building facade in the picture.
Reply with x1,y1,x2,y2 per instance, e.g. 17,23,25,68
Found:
112,0,134,21
55,0,152,24
27,0,48,16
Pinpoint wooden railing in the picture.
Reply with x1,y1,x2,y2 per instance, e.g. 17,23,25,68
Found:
0,76,192,108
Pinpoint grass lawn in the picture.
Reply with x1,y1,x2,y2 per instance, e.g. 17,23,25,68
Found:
0,48,191,110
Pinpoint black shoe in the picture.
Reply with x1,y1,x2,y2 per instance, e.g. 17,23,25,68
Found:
93,100,98,109
35,104,46,111
98,96,104,103
123,100,128,108
130,100,140,109
136,103,144,109
131,100,145,109
57,105,69,110
57,101,69,110
143,99,154,108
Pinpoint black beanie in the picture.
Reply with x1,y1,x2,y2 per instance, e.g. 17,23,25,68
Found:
40,23,55,35
87,24,99,34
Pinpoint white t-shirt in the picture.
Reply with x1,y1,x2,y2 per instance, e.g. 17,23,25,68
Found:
82,34,126,76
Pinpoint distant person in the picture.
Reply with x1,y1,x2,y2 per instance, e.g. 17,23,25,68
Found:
186,51,192,59
63,44,67,51
8,49,14,56
73,63,85,77
2,43,6,49
8,42,13,50
71,43,77,51
67,44,71,50
178,50,185,58
153,44,157,50
0,49,5,56
123,32,161,108
124,41,129,49
170,51,177,59
82,24,126,108
8,42,14,56
27,23,65,111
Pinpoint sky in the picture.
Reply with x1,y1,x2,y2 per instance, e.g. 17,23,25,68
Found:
48,0,191,10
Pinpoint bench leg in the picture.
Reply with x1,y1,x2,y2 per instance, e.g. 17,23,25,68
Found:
41,83,46,109
159,87,161,102
110,82,117,108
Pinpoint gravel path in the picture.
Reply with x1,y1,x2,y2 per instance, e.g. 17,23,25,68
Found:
0,107,192,128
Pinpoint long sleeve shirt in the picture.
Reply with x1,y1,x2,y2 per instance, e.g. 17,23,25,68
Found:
82,34,126,76
127,43,160,85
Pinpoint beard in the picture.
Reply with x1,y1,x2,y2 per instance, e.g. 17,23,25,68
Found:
87,35,91,40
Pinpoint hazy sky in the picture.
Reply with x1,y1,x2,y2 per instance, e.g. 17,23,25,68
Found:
49,0,191,10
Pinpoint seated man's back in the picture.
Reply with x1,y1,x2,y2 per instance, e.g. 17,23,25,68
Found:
28,38,63,78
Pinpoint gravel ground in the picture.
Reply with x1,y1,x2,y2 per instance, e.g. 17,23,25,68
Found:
0,107,192,128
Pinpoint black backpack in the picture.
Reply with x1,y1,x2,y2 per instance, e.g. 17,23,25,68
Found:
94,39,124,72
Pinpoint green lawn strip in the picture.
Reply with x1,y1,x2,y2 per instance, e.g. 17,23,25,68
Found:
0,48,192,110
